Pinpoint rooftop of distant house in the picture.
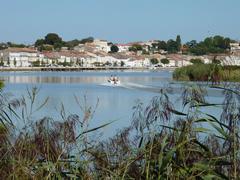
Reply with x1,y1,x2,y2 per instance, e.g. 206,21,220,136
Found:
3,47,38,53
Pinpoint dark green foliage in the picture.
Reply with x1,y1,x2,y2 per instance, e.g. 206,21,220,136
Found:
32,60,41,67
176,35,181,51
110,45,119,53
160,58,170,64
150,58,159,65
63,37,94,50
157,41,167,51
190,58,204,64
167,39,178,53
44,33,63,46
129,44,143,52
13,59,17,66
34,34,94,51
120,61,125,67
34,39,45,47
39,45,54,51
79,37,94,44
186,35,232,55
104,61,112,66
7,58,10,66
0,59,4,66
0,43,8,50
58,60,72,67
186,40,197,48
7,42,26,48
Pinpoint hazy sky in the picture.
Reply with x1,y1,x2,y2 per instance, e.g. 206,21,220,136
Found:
0,0,239,44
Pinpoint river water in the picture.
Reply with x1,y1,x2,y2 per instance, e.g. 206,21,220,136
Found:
0,70,224,138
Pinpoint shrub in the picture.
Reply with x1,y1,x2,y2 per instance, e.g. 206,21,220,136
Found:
150,58,159,65
160,58,170,65
190,58,204,64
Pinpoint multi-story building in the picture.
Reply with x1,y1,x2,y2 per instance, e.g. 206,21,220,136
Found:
91,39,111,53
116,44,131,52
0,48,40,67
230,42,240,55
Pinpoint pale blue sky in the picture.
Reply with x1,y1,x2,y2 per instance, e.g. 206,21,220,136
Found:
0,0,239,44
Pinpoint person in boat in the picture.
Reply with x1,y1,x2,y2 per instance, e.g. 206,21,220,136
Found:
108,75,114,83
115,76,119,82
114,75,119,84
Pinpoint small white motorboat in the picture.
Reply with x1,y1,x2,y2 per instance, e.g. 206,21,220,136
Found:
108,76,121,85
108,79,121,85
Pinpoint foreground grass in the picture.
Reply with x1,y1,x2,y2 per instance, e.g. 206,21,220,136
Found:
0,83,240,179
173,64,240,83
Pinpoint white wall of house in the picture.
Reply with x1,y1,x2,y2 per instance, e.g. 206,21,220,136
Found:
118,45,130,52
93,39,110,53
125,59,146,67
2,51,39,67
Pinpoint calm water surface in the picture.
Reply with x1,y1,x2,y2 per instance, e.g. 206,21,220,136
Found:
0,70,224,137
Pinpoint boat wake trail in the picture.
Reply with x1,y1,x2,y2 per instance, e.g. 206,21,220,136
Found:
100,82,164,94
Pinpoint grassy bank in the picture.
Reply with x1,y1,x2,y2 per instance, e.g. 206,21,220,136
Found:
173,64,240,82
0,83,240,179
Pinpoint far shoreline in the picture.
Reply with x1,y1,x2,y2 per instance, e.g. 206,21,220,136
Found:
0,66,176,72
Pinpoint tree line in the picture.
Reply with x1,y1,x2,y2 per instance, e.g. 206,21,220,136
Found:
0,33,237,56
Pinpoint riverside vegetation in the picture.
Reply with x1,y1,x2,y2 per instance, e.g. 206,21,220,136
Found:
0,80,240,179
173,63,240,83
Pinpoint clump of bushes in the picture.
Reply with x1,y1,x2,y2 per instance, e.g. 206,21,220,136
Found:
173,64,240,83
173,64,215,81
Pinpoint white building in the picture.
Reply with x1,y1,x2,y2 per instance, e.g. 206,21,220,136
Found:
116,44,131,52
230,42,240,51
0,48,40,67
91,39,111,53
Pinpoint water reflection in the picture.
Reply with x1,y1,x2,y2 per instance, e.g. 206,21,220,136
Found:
0,71,171,85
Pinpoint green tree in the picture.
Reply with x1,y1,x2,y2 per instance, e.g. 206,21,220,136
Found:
150,58,159,65
104,61,112,66
120,61,125,67
39,45,54,51
110,45,119,53
160,58,170,65
0,43,8,50
190,58,204,64
35,39,45,47
45,33,63,46
80,37,94,44
158,41,167,51
186,40,197,48
129,44,143,52
13,59,17,67
167,40,178,53
7,58,10,66
32,60,41,67
176,35,182,51
0,59,4,66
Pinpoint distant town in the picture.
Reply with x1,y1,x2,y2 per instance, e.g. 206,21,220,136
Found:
0,34,240,70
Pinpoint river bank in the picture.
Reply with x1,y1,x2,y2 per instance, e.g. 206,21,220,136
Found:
0,66,176,72
173,64,240,82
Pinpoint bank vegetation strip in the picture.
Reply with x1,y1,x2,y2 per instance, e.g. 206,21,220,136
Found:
173,64,240,83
